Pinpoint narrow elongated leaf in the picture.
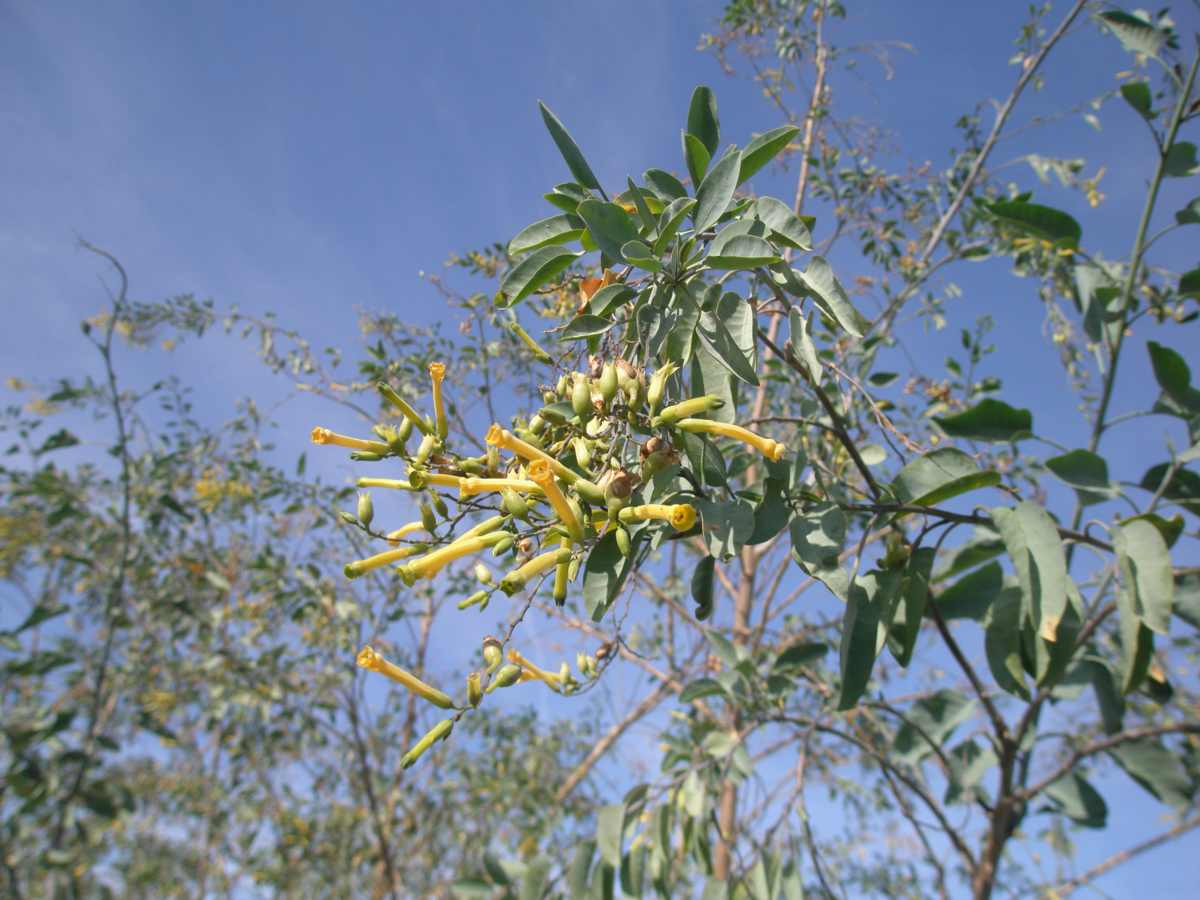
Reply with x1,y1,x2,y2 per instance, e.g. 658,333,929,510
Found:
698,308,758,387
694,148,742,234
755,196,812,250
521,858,551,900
588,283,635,318
992,501,1068,641
1108,739,1194,808
577,200,641,262
686,86,720,156
796,256,868,337
596,804,625,867
838,570,898,709
509,213,584,255
935,399,1033,442
584,531,632,621
568,841,596,899
984,588,1029,699
786,307,821,384
499,247,581,307
989,199,1081,248
891,448,1001,506
1113,519,1173,634
680,678,725,703
539,101,602,191
888,547,934,666
739,124,800,184
664,284,703,366
683,132,711,187
644,168,688,201
653,197,697,256
893,690,975,764
560,315,617,341
705,235,782,270
691,556,716,621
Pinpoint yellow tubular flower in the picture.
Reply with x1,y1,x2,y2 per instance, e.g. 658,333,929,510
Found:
397,532,507,585
377,382,434,436
408,470,463,491
386,521,425,543
619,503,697,532
653,395,724,426
457,514,506,541
506,648,563,692
486,424,580,484
429,362,448,440
499,547,572,595
459,477,543,498
310,427,389,454
357,477,414,491
553,536,571,605
400,718,454,769
356,646,455,709
344,544,422,578
528,460,584,541
675,418,785,461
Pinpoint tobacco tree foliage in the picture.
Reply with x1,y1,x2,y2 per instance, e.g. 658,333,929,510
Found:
4,2,1200,899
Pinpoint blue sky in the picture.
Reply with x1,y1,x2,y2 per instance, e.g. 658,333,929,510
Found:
4,1,1199,895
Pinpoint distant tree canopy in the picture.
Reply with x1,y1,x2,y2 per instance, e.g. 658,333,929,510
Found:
4,3,1199,899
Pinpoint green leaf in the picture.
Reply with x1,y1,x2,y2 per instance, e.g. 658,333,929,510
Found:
935,398,1033,442
697,498,755,559
989,199,1081,248
1108,739,1194,808
577,200,641,262
687,86,720,156
509,213,585,255
644,168,688,202
697,304,758,387
892,690,975,765
889,547,934,666
499,246,580,307
680,678,725,703
1164,142,1199,178
596,804,625,867
796,256,868,337
584,531,632,621
748,477,790,545
568,840,596,899
1147,341,1200,411
37,429,80,454
945,739,998,806
702,730,738,758
681,430,727,487
984,588,1029,699
1113,519,1173,634
755,196,812,250
934,562,1004,622
625,178,657,229
619,847,646,899
621,241,661,272
653,197,697,257
693,148,742,235
772,640,829,675
786,307,821,384
691,556,716,621
1175,197,1200,226
1098,11,1170,58
559,315,617,341
1140,463,1200,518
838,570,898,709
891,448,1001,506
588,283,635,318
664,283,703,367
682,131,711,187
1043,773,1108,828
790,503,850,601
539,101,603,192
705,234,783,270
1045,449,1112,506
739,125,800,184
1119,81,1154,119
992,501,1069,642
691,340,735,425
521,858,551,900
1180,268,1200,298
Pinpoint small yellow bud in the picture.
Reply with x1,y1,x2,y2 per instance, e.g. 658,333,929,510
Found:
467,672,483,708
482,636,503,672
356,492,374,527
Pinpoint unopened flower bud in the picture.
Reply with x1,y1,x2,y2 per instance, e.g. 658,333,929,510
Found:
356,492,375,527
458,590,489,611
420,502,438,533
572,374,593,420
350,450,385,461
487,663,522,692
432,493,449,519
598,362,618,403
414,432,439,465
474,563,493,585
502,489,530,519
491,535,515,557
482,637,503,672
400,718,453,769
467,672,483,708
615,526,632,557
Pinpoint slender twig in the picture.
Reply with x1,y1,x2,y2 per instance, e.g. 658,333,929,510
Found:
1050,814,1200,896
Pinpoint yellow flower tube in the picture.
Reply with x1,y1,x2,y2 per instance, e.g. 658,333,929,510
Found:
310,427,389,455
499,546,572,595
377,382,434,436
619,503,697,531
459,477,543,498
386,521,425,543
407,470,463,491
456,514,507,541
675,418,785,461
400,718,454,769
357,477,414,491
397,531,507,585
653,394,725,427
343,544,422,578
507,648,563,693
429,362,449,440
486,424,579,484
528,460,584,541
356,646,455,709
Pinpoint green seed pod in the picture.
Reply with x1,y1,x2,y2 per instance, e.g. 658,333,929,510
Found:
572,437,592,469
486,445,500,473
514,428,544,449
457,589,489,610
350,450,385,462
474,563,493,585
356,492,375,527
542,390,558,405
502,489,529,519
573,479,606,506
482,636,503,672
467,672,483,708
432,493,449,519
529,414,546,435
486,663,522,693
460,457,485,475
556,374,570,398
572,374,592,420
615,526,632,557
691,555,716,621
420,501,438,533
491,535,515,557
598,362,618,403
400,718,453,770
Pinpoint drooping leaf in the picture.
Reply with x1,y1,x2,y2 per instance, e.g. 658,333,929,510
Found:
934,562,1004,622
653,197,698,257
560,315,617,341
664,283,703,367
787,307,822,384
892,690,975,765
772,640,829,676
738,125,800,184
989,199,1081,248
984,587,1029,699
520,858,552,900
1045,449,1112,505
790,503,850,601
584,531,632,621
682,131,712,187
888,547,934,667
568,841,596,900
697,305,758,387
1139,463,1200,518
891,447,1001,506
1108,739,1194,808
755,196,812,250
686,85,720,156
795,256,868,337
596,804,625,867
748,477,791,545
697,497,755,559
691,341,735,425
691,556,716,621
509,213,585,255
499,246,581,307
934,399,1033,443
577,200,641,262
538,101,603,191
1043,772,1108,828
838,570,899,709
1113,519,1174,634
992,501,1069,641
1119,81,1154,119
1147,341,1200,412
1164,142,1199,178
694,148,743,235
